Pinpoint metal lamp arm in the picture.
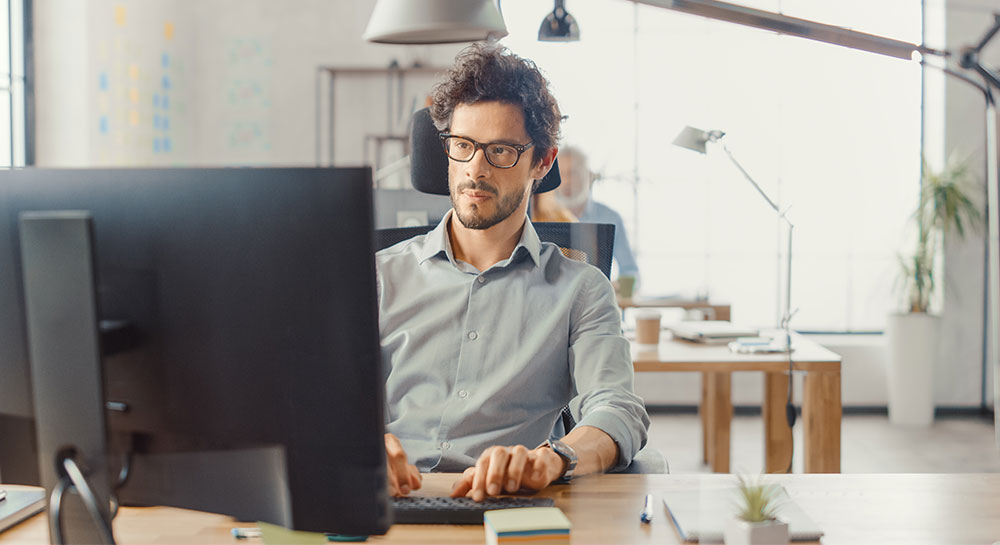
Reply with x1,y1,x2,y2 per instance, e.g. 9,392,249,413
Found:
719,142,782,214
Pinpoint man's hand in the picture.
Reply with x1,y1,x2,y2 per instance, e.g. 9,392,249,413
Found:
385,433,422,497
450,445,566,501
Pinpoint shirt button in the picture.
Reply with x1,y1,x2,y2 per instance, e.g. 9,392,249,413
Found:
458,389,468,398
441,441,451,450
468,331,478,340
477,277,486,284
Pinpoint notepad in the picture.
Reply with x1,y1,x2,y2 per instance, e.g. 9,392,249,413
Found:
661,487,823,543
484,507,570,545
0,487,46,534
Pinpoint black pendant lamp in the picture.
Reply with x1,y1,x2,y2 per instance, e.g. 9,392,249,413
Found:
538,0,579,42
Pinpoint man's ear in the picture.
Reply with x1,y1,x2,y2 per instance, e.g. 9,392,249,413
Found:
530,147,559,182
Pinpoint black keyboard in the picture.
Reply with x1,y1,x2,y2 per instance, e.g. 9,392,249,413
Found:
391,496,555,524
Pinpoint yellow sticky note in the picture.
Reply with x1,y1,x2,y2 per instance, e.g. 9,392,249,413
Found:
128,88,138,104
129,110,139,126
257,521,328,545
114,6,126,26
128,64,138,80
164,22,174,40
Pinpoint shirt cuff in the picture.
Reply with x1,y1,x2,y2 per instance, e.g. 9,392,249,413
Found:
575,407,639,473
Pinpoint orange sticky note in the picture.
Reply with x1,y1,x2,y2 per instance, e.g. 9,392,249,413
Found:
129,110,139,126
114,6,126,26
164,22,174,40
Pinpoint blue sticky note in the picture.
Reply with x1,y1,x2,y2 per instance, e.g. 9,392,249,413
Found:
162,95,169,109
99,116,109,134
153,138,161,153
153,93,160,108
162,76,171,90
153,114,160,130
99,73,108,91
163,117,169,130
161,53,169,68
164,138,172,152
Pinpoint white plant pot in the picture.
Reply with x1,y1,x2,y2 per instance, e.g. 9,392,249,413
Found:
886,312,940,427
723,518,789,545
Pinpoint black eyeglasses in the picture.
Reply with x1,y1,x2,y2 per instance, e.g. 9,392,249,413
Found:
439,133,534,169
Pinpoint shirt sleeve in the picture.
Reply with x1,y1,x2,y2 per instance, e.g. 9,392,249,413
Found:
567,270,650,472
610,210,640,286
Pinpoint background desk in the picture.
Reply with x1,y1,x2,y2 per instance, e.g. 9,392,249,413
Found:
5,473,1000,544
632,334,842,473
618,297,731,321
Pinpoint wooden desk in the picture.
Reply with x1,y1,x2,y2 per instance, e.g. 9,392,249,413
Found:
618,297,731,321
632,334,842,474
5,473,1000,544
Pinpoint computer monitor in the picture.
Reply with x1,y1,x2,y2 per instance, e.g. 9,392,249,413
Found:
0,168,390,536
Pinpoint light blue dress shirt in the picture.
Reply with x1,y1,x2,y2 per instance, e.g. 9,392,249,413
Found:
376,210,649,473
579,200,640,283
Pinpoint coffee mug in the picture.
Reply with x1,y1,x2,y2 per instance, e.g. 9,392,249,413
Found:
635,311,661,345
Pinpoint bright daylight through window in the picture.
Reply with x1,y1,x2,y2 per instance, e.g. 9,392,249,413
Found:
0,0,27,168
501,0,922,332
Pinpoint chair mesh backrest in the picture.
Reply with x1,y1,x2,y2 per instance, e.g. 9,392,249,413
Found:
374,222,615,280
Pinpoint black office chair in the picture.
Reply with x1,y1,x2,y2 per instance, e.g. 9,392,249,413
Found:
377,108,667,474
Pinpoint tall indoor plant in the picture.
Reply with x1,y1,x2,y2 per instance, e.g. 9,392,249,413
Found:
887,156,981,426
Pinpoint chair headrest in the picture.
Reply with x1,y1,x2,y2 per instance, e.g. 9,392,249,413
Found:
409,108,561,196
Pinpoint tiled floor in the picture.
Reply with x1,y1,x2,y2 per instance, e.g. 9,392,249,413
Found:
647,413,1000,474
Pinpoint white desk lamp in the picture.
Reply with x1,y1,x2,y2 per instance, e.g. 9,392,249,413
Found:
673,127,795,353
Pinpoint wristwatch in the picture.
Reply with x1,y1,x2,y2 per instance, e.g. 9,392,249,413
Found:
542,439,578,483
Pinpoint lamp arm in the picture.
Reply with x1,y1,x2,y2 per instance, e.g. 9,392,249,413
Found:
970,13,1000,55
719,143,781,213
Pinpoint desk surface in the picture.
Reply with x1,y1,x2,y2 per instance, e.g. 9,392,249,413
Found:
632,333,842,372
4,473,1000,544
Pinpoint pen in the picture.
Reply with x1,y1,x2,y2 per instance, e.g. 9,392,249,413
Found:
231,527,261,539
0,489,7,502
640,493,653,524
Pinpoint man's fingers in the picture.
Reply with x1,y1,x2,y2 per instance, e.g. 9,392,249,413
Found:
450,467,476,498
384,433,413,496
504,445,529,493
485,447,511,496
470,449,493,502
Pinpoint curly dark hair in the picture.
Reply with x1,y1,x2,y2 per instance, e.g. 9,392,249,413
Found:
430,43,561,167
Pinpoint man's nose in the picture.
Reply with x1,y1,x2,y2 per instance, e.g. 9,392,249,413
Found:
464,147,492,179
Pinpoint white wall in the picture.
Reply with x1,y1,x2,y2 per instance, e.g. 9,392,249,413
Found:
33,0,463,167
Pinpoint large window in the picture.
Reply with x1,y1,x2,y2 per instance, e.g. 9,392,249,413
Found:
502,0,922,331
0,0,28,167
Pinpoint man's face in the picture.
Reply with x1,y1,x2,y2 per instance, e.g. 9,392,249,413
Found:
555,153,591,210
447,101,542,230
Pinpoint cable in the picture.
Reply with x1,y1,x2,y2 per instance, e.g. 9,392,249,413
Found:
48,450,117,545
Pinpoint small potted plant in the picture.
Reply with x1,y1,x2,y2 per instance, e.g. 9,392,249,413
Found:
723,475,788,545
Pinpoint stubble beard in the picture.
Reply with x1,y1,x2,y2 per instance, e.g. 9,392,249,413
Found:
450,179,527,230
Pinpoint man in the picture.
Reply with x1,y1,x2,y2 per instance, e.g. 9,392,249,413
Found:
376,43,648,502
555,146,640,285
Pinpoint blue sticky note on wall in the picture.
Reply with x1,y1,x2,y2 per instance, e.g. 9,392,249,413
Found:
99,73,108,91
153,138,161,153
162,76,171,90
99,116,108,134
162,53,169,68
164,138,172,152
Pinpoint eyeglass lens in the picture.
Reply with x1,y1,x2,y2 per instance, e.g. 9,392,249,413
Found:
443,137,520,168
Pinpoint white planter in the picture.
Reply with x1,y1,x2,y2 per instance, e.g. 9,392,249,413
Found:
885,312,940,427
723,518,789,545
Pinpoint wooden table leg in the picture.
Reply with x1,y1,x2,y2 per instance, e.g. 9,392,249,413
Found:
803,371,841,473
704,371,732,473
764,371,793,473
701,372,709,464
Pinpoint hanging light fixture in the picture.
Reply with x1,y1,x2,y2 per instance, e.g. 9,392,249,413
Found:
538,0,580,42
363,0,508,44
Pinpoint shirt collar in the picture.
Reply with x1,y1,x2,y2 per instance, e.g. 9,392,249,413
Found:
418,209,542,270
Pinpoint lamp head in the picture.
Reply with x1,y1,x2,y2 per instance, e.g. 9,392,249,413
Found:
538,0,580,42
672,126,725,154
364,0,508,44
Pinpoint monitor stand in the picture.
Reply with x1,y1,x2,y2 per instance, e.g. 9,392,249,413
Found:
19,212,114,544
